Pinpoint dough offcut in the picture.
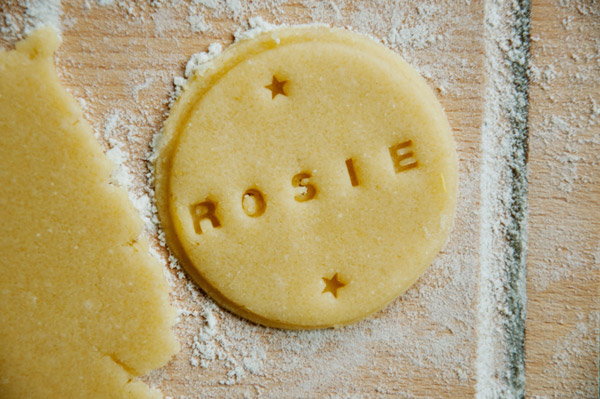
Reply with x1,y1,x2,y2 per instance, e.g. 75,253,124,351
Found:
0,29,178,398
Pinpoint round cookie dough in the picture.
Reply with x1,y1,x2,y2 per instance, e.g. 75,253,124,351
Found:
154,26,457,329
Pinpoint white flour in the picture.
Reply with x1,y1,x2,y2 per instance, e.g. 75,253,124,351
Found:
0,0,62,40
476,0,530,397
0,0,597,398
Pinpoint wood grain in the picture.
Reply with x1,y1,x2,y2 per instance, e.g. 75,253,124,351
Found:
525,1,599,398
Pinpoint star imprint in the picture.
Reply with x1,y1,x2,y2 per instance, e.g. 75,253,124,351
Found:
265,76,288,99
322,273,346,298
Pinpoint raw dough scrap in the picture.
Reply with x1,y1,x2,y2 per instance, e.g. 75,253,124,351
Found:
155,26,457,329
0,28,179,398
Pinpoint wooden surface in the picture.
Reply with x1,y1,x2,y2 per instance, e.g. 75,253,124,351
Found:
525,1,599,398
0,0,597,398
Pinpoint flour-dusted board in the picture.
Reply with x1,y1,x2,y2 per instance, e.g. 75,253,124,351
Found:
0,1,597,398
526,1,599,398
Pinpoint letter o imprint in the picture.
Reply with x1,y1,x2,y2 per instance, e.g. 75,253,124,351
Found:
242,188,266,217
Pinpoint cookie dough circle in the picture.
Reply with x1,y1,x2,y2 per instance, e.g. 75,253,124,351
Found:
155,27,457,329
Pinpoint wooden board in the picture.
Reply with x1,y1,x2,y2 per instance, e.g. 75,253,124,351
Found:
0,0,597,397
525,1,599,397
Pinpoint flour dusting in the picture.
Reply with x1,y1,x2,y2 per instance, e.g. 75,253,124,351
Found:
1,0,597,398
0,0,63,41
476,0,530,397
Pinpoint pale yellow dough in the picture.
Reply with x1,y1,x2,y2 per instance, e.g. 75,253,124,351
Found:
155,27,457,329
0,29,178,398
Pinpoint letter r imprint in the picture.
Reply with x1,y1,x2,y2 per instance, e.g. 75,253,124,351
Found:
190,200,221,234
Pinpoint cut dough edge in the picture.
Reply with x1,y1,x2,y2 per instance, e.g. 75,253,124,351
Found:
0,28,179,398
